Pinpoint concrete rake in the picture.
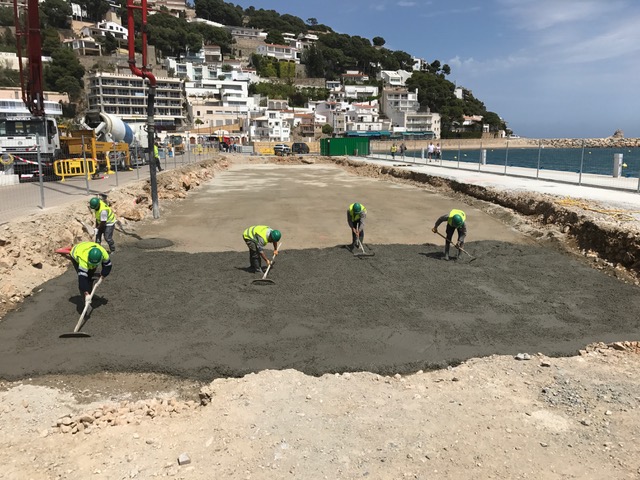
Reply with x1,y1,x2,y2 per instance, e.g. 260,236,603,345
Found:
354,239,375,257
433,230,477,263
252,242,282,285
60,277,102,338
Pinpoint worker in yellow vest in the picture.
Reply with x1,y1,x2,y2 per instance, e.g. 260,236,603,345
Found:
432,209,467,261
347,202,367,250
153,139,163,172
242,226,281,274
89,196,117,254
70,241,112,297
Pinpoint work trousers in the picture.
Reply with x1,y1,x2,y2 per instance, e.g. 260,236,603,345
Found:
96,224,116,253
350,221,364,247
244,238,262,271
444,225,463,257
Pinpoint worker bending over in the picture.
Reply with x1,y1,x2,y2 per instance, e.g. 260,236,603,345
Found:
243,226,281,274
433,209,467,261
70,241,112,297
347,202,367,250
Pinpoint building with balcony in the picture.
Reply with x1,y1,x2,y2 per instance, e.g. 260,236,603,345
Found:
64,37,102,56
378,70,412,87
87,72,187,132
381,88,441,138
256,44,300,63
249,110,291,141
80,21,128,41
0,87,66,117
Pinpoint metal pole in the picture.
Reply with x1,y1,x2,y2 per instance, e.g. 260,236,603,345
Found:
135,143,139,179
504,140,509,175
578,140,585,186
536,139,542,179
457,141,461,169
82,135,90,193
478,141,482,171
147,83,159,218
173,145,177,169
113,141,119,186
36,132,44,209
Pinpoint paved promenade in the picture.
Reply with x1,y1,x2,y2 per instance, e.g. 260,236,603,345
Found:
2,152,640,225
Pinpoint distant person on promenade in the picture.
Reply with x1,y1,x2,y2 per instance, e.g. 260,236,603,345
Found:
432,209,467,261
89,196,116,254
400,142,407,160
242,226,281,274
391,143,398,160
69,241,112,298
347,202,367,251
153,139,163,172
435,143,441,160
427,142,435,162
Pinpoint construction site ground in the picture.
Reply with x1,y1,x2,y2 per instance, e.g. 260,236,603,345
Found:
1,155,640,479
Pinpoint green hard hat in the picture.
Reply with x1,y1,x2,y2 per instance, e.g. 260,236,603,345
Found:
352,203,362,213
89,197,100,209
88,247,103,265
270,229,282,242
452,214,463,227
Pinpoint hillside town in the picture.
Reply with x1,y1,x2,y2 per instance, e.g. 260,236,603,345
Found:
0,0,502,151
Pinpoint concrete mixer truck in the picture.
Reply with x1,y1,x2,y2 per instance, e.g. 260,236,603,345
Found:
58,111,137,175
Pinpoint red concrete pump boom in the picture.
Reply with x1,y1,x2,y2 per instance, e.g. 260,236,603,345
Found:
13,0,45,117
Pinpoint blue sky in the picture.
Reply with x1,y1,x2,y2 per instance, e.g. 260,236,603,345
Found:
229,0,640,139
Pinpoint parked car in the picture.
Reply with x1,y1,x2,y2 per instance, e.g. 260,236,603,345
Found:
291,142,310,154
273,144,291,156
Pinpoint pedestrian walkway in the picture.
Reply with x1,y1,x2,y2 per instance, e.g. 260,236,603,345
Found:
361,155,640,216
0,151,218,224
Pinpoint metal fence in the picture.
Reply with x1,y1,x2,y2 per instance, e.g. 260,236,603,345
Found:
0,138,222,225
370,139,640,193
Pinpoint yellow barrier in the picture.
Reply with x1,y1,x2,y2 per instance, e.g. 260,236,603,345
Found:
54,158,98,182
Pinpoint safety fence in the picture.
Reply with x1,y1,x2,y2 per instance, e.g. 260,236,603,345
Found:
370,139,640,193
0,138,221,225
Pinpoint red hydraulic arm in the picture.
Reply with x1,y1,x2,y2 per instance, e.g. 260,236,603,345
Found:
13,0,45,117
127,0,159,218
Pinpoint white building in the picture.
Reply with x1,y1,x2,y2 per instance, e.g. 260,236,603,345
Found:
249,110,291,141
81,21,128,41
87,72,187,134
378,70,412,87
256,44,300,63
381,88,441,138
344,102,389,134
0,87,66,117
64,37,102,56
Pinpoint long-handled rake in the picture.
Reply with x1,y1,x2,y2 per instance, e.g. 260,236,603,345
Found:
252,242,282,285
354,238,375,257
433,230,476,263
60,277,102,338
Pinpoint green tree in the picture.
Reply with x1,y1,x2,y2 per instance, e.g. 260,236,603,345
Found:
307,17,318,26
0,7,13,27
322,123,333,135
43,46,85,102
302,44,324,78
266,31,285,45
0,63,19,86
194,0,243,26
40,0,72,29
75,0,110,22
97,32,118,55
372,36,385,47
482,111,504,132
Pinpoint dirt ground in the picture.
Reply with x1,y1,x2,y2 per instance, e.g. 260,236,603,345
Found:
1,155,640,479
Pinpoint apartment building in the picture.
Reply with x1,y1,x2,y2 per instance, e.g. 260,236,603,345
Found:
256,44,300,63
249,110,291,141
378,70,412,87
381,88,441,138
0,88,66,117
80,21,128,41
87,72,187,131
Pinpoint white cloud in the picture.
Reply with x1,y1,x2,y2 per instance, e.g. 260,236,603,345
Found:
397,1,416,6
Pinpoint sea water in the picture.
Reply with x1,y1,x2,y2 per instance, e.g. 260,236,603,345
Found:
434,147,640,177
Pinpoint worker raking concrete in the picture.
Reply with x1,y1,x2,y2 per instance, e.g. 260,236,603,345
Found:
433,209,467,261
89,196,117,254
70,241,112,298
347,202,367,251
242,226,281,274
